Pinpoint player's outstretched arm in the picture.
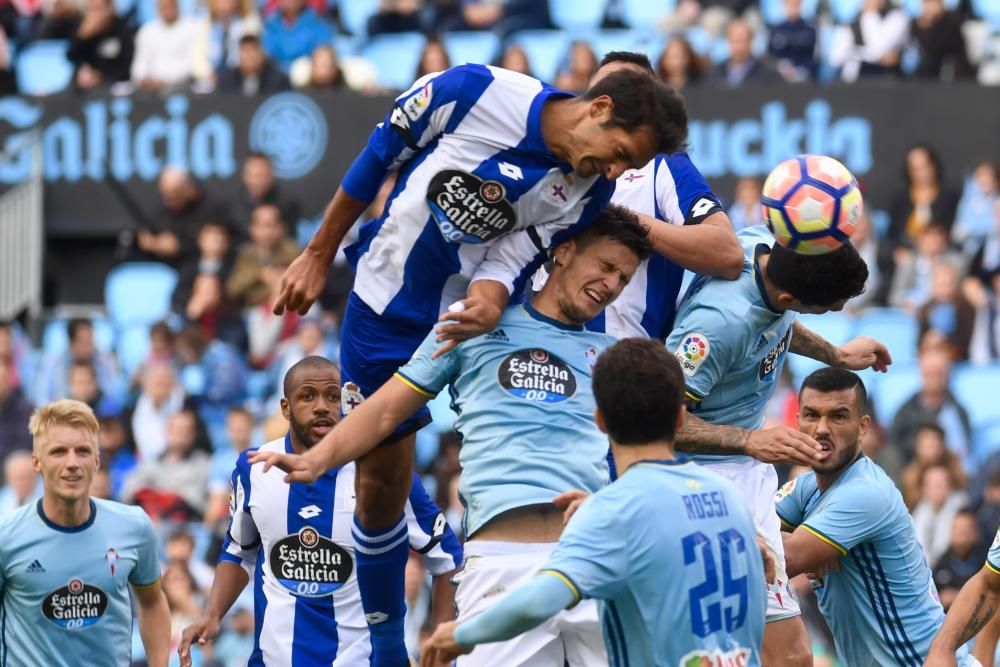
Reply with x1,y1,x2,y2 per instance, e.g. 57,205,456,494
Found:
926,565,1000,666
133,580,171,667
790,322,892,373
675,412,825,466
433,280,507,358
179,561,250,667
251,377,432,482
638,210,743,280
273,186,369,316
782,526,844,580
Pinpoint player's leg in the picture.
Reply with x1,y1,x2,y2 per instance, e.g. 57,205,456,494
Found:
762,616,813,667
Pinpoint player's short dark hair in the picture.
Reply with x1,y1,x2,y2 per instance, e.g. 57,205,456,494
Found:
583,69,688,156
598,51,654,74
799,367,868,412
67,317,92,341
283,355,339,398
574,203,652,262
766,242,868,307
592,338,685,445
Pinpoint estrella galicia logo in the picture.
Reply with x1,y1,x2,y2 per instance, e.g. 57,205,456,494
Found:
42,578,109,629
759,328,793,381
249,93,328,179
269,526,354,597
497,349,577,402
427,170,517,244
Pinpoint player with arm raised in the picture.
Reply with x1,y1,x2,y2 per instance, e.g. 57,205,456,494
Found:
271,63,687,666
665,225,890,666
178,357,462,667
778,368,977,667
0,400,171,667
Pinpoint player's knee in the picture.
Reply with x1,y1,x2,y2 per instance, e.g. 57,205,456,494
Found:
764,636,812,667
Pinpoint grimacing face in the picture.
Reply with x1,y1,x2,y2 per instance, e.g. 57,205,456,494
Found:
550,235,640,325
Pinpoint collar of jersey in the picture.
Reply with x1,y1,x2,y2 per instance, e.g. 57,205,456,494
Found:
284,433,341,477
752,244,781,314
36,498,97,533
634,455,691,467
522,302,584,331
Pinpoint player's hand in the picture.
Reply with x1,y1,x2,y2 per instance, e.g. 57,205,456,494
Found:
756,535,777,584
422,621,473,665
178,615,221,667
273,249,331,316
432,297,503,359
418,635,453,667
835,336,892,373
248,450,323,484
553,489,590,525
745,426,827,466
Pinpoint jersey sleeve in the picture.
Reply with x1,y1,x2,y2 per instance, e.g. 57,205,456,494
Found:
129,509,162,588
665,303,741,403
394,328,462,398
986,527,1000,575
800,481,888,556
406,474,463,575
341,65,491,203
661,153,723,225
470,179,615,298
220,450,261,576
774,476,808,530
542,490,631,603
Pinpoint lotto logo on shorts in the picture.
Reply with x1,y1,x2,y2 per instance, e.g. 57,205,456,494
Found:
675,333,710,377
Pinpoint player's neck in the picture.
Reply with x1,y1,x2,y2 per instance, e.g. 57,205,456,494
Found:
756,254,787,313
539,98,583,164
611,442,677,475
529,293,579,326
41,493,93,528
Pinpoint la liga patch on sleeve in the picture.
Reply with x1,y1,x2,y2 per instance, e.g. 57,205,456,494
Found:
674,333,710,377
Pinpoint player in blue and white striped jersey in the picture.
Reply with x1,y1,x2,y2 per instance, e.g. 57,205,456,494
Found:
178,357,462,667
270,63,688,665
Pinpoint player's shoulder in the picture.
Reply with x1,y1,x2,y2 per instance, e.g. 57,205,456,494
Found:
0,499,38,539
93,497,154,531
238,438,284,473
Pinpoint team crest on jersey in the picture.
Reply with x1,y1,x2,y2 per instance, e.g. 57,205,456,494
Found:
675,333,710,377
775,479,796,502
341,382,365,414
270,527,354,597
403,82,432,122
427,170,516,244
759,329,793,381
42,578,109,629
679,647,751,667
497,349,577,402
104,548,119,577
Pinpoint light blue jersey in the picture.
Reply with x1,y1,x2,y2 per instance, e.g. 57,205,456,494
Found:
0,498,161,667
776,454,974,667
543,458,766,667
396,302,615,536
666,226,797,464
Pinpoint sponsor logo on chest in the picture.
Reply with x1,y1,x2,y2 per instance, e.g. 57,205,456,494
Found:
269,526,354,597
426,170,517,243
42,578,110,629
497,349,577,402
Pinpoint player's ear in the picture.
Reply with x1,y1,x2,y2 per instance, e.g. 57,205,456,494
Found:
551,239,574,268
858,413,871,440
593,407,608,435
280,397,291,421
775,292,797,310
588,95,613,123
675,403,686,434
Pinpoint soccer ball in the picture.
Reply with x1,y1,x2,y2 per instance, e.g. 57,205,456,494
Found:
760,155,863,255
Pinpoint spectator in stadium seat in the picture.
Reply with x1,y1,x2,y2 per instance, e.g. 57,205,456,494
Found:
36,317,120,406
244,262,305,369
36,0,81,40
901,423,967,509
553,41,598,94
137,166,210,265
657,0,756,39
912,0,974,81
767,0,817,82
0,30,11,95
913,464,969,569
226,203,300,309
367,0,424,36
707,19,782,87
174,325,247,411
162,560,204,642
0,356,33,469
918,262,976,360
888,223,966,311
67,0,134,91
497,43,532,76
131,362,186,461
192,0,261,82
131,0,202,91
953,161,999,256
890,345,972,467
934,510,985,611
0,451,40,516
845,207,883,311
968,270,1000,365
128,320,177,396
444,0,550,36
228,153,300,240
295,44,345,91
261,0,331,71
414,34,451,80
0,322,23,391
97,413,136,500
216,33,289,96
654,38,708,91
829,0,909,82
274,318,336,389
726,176,762,232
165,528,214,594
66,360,121,416
968,200,1000,288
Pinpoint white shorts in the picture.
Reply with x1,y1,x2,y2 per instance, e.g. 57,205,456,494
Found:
700,459,801,623
453,541,608,667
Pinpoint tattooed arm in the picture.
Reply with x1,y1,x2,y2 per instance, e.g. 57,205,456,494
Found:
675,412,824,466
790,322,892,373
925,565,1000,665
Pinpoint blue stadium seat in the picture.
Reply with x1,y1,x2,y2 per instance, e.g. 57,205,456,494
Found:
105,262,178,329
869,208,890,238
685,26,713,56
42,316,116,355
787,311,855,383
589,29,643,59
507,30,571,83
16,41,73,96
137,0,199,24
361,32,427,91
619,0,677,30
338,0,379,36
549,0,607,32
900,0,959,17
972,0,1000,28
953,363,1000,429
296,216,322,248
442,31,501,67
872,362,921,424
760,0,820,24
117,322,152,376
854,308,919,365
973,419,1000,464
829,0,863,24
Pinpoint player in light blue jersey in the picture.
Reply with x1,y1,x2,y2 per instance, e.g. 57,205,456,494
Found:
666,225,890,665
254,206,652,666
422,338,767,667
270,63,688,666
777,368,977,667
0,399,171,667
178,357,462,667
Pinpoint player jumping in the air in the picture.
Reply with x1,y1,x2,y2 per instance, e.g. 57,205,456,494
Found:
665,225,891,666
778,368,978,667
0,400,171,667
178,357,462,667
254,207,651,665
422,338,768,667
270,62,687,665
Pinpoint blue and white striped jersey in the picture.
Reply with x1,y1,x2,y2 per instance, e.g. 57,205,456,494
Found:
341,64,615,329
222,436,463,666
